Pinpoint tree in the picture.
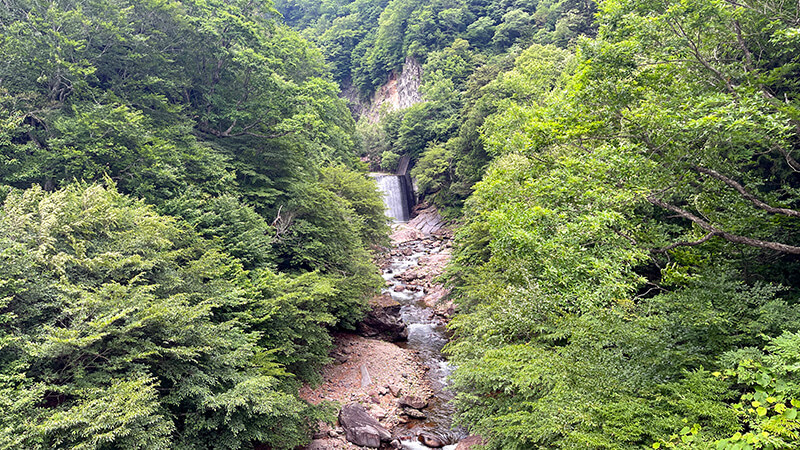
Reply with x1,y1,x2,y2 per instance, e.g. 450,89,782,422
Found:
0,183,329,449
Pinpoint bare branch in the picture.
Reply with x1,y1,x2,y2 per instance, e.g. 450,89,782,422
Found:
654,231,718,252
647,195,800,254
774,145,800,172
694,166,800,217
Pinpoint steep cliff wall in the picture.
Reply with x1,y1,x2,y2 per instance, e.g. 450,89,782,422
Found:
343,56,423,123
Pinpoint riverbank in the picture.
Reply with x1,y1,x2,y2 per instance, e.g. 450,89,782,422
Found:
301,206,468,449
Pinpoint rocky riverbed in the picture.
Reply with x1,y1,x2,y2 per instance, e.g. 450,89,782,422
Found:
300,206,482,449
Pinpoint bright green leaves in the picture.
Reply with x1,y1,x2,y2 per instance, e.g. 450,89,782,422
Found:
0,1,388,448
445,0,800,448
0,183,335,449
36,377,173,450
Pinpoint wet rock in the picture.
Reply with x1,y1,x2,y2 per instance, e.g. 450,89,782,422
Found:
338,403,392,448
356,305,408,342
455,435,486,449
398,395,429,410
390,439,403,449
418,433,446,448
400,407,427,419
393,284,405,292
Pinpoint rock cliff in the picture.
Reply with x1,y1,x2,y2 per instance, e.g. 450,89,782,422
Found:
343,56,423,123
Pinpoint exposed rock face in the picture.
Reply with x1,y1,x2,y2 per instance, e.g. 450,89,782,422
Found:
338,403,392,448
356,305,408,342
400,406,427,419
342,56,423,123
407,203,447,235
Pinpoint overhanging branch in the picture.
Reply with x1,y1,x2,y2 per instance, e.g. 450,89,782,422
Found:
694,166,800,217
655,231,718,253
647,195,800,254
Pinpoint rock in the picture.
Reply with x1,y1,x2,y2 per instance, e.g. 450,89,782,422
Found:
361,364,372,388
331,351,348,364
455,435,486,449
373,292,399,308
407,203,446,235
400,406,427,419
312,430,327,439
388,385,403,397
338,403,392,448
418,433,446,448
305,438,332,450
371,406,387,420
393,284,405,292
398,395,428,410
390,439,403,449
356,305,408,342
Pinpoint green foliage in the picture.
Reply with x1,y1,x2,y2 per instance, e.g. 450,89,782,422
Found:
381,150,402,172
277,0,597,94
0,0,390,448
443,0,800,448
0,183,330,449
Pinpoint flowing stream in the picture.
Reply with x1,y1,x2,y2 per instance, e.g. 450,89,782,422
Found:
381,235,467,449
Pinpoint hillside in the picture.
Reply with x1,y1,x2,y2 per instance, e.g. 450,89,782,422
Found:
280,0,800,448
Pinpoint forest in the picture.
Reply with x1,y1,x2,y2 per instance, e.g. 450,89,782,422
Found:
2,0,800,448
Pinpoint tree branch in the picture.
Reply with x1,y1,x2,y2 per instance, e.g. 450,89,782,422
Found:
668,19,737,95
694,166,800,217
647,195,800,254
775,145,800,172
655,231,718,252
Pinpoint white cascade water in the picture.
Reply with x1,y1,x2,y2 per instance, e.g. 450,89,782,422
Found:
372,174,410,222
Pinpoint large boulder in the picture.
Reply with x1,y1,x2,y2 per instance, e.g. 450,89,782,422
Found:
418,432,446,448
398,395,428,410
399,406,427,419
356,305,408,342
338,403,392,448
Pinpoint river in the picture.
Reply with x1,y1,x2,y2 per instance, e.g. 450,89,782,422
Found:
380,230,467,449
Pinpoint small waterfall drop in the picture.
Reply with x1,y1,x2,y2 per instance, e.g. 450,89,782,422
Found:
372,173,413,222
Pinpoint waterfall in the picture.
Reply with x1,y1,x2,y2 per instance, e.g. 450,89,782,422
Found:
371,174,412,223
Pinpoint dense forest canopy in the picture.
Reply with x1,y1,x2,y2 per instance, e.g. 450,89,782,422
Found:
0,0,389,448
3,0,800,448
428,0,800,448
283,0,800,448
